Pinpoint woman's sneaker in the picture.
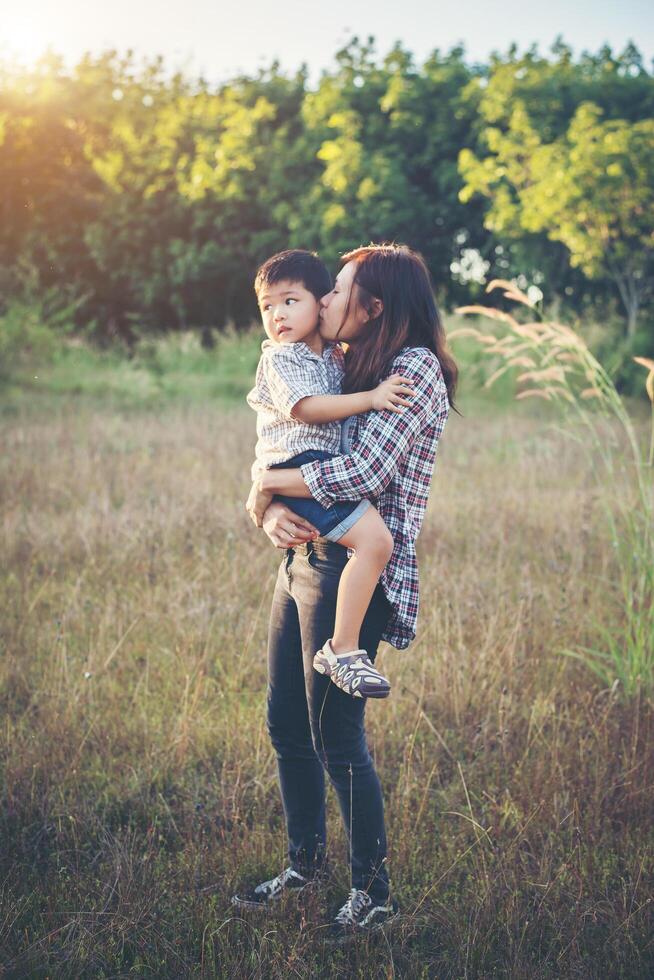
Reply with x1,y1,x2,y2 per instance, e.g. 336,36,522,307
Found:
231,866,320,908
313,639,391,699
329,888,399,937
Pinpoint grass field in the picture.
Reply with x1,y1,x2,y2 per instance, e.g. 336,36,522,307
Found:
1,333,653,977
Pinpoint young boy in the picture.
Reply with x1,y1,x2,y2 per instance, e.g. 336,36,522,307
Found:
246,249,414,699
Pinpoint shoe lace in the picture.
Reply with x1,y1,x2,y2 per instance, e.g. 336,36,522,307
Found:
335,888,371,924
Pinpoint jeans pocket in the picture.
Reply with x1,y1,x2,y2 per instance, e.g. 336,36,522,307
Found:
307,546,346,576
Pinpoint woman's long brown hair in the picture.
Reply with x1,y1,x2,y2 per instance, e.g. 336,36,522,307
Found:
338,244,458,410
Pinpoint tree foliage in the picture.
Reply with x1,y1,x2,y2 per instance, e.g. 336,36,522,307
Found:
458,41,654,336
0,39,652,344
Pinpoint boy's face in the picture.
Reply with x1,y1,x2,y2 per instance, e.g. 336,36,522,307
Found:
257,280,322,348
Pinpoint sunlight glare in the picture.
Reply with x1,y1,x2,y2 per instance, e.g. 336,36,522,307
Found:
2,13,52,66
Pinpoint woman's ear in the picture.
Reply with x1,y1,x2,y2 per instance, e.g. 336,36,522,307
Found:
366,297,384,321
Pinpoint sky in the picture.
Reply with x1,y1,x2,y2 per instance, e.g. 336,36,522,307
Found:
1,0,653,83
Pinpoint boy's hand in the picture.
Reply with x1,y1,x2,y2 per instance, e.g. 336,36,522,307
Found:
370,374,416,413
246,481,274,527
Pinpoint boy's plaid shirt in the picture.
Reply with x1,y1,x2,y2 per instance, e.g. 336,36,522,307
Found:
301,346,450,650
246,339,345,481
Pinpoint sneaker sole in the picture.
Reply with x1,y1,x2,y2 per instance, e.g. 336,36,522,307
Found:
230,880,321,909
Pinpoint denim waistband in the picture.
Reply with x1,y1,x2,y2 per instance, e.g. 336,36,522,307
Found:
287,538,346,560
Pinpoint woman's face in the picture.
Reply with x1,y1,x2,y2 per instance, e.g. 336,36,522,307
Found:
319,260,370,345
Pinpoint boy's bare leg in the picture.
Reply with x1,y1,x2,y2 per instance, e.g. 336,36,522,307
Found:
331,507,394,654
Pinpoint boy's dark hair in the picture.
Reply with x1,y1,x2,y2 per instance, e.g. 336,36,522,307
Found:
254,249,332,302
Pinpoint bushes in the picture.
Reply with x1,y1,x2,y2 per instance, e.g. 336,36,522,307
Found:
0,299,60,381
0,322,264,410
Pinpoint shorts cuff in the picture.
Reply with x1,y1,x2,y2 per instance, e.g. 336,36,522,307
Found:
323,499,372,542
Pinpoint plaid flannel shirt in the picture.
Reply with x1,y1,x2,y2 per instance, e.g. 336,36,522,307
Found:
301,346,450,650
246,340,345,481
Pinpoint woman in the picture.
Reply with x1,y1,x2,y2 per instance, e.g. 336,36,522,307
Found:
233,244,457,937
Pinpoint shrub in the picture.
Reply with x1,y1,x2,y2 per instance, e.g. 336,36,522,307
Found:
0,300,59,381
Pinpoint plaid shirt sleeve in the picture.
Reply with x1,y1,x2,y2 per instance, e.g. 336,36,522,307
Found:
301,348,444,505
262,344,327,421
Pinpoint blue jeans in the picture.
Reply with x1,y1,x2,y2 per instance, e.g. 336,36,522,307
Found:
266,537,392,902
270,450,371,541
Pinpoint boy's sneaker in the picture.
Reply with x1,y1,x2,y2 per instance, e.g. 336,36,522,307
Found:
313,639,391,699
329,888,399,938
231,866,320,909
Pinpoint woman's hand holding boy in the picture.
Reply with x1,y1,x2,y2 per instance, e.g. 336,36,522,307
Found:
246,485,319,549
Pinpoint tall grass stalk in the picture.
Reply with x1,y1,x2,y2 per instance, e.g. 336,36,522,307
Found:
452,280,654,698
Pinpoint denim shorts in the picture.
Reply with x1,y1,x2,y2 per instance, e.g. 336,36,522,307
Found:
269,449,371,541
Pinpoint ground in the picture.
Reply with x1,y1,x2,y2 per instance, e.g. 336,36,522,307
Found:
1,375,652,977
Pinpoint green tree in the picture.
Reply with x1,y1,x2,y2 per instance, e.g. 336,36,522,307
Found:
0,53,102,306
297,38,485,301
460,100,654,335
458,41,654,322
1,41,652,344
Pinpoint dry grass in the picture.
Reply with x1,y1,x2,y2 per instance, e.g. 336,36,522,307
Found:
1,400,653,978
454,283,654,697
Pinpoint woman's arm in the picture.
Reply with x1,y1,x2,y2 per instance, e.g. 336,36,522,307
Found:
259,466,312,499
248,371,417,524
292,375,415,425
263,349,447,506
